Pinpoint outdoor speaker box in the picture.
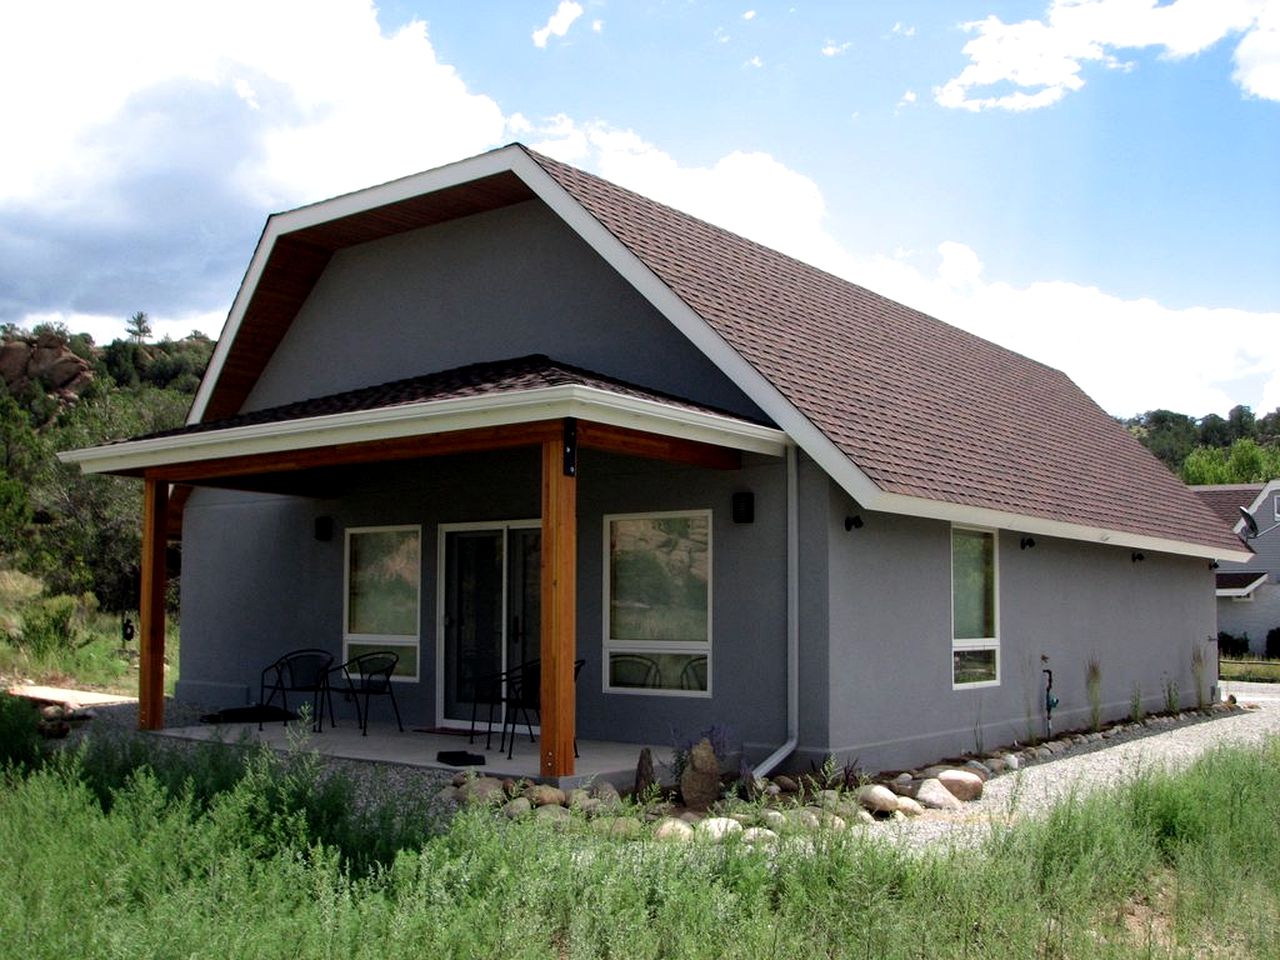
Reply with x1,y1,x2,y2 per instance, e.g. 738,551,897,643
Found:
731,491,754,524
314,516,334,542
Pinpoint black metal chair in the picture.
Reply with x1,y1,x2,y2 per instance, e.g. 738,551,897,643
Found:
468,658,586,759
609,653,660,689
500,658,587,760
259,648,335,732
332,651,404,736
679,654,708,691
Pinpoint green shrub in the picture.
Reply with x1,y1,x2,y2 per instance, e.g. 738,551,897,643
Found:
0,694,45,771
1218,630,1249,658
18,594,90,655
1267,627,1280,660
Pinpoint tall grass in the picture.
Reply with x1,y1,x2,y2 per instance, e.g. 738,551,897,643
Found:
4,733,1280,957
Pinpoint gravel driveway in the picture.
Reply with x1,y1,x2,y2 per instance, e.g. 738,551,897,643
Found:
890,693,1280,851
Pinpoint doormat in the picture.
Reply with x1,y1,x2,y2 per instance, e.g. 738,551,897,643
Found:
200,705,299,724
436,750,487,766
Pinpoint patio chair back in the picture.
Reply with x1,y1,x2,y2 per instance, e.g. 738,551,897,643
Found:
336,650,404,736
259,648,335,732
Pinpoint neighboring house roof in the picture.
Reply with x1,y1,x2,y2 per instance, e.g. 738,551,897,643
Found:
1216,572,1268,597
1191,484,1264,529
67,143,1250,561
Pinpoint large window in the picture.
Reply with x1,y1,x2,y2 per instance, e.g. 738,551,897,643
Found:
951,526,998,687
344,525,421,680
603,510,711,696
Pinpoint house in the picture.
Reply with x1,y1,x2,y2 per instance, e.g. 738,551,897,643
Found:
1192,482,1279,654
61,144,1249,782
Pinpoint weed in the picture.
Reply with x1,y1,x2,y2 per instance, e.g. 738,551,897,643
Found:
1130,682,1145,723
1163,675,1179,714
1085,657,1103,732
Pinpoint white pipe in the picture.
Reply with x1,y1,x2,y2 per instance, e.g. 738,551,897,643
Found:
753,442,800,778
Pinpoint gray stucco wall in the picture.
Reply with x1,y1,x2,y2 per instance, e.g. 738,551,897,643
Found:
809,480,1218,773
243,199,764,422
177,448,790,751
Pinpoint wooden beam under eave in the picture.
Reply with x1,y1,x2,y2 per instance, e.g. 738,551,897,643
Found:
577,421,741,470
143,421,564,483
539,431,577,778
139,478,168,730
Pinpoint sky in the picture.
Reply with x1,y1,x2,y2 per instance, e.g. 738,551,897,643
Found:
1,0,1277,420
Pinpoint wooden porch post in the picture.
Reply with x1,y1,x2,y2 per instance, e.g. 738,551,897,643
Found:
540,420,577,778
138,477,168,730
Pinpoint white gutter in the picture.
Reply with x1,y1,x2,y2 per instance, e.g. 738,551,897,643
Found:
1216,574,1268,598
754,442,800,778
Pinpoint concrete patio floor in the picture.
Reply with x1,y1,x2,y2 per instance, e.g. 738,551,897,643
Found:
156,718,664,788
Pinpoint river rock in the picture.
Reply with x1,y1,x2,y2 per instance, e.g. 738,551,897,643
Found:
503,797,532,819
680,738,722,811
741,827,779,846
697,817,743,841
895,796,925,817
915,778,964,811
855,784,899,814
654,817,695,842
457,776,505,804
938,769,983,801
525,784,566,807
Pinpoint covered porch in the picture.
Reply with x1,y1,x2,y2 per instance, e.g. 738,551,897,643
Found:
62,358,789,783
157,718,670,788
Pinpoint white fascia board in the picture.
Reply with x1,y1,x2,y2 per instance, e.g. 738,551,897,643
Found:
870,489,1254,563
1216,574,1268,597
58,385,788,475
188,146,530,426
1236,479,1280,534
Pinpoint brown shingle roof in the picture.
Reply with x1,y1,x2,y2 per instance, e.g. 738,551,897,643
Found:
1191,484,1262,528
523,147,1240,555
137,355,762,442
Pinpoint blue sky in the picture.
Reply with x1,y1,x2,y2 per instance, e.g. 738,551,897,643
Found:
1,0,1276,418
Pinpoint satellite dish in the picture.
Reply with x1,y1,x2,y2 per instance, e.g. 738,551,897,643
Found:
1239,506,1261,539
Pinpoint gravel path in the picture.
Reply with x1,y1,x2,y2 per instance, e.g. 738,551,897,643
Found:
887,699,1280,851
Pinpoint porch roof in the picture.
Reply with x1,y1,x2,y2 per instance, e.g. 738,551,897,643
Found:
59,354,788,478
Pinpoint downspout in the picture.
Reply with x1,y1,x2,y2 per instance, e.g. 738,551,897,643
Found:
753,442,800,777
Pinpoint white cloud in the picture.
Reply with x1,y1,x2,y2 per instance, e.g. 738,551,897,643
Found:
592,19,604,33
936,0,1278,111
743,10,757,21
897,89,918,107
0,0,506,336
746,55,764,68
528,118,1280,416
714,27,731,44
532,1,585,48
821,40,852,57
892,22,916,37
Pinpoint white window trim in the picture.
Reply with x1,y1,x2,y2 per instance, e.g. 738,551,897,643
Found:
602,509,713,698
951,524,1000,690
343,524,422,682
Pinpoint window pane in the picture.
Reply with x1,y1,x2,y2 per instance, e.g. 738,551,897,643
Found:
347,642,417,678
952,529,994,640
609,653,707,692
609,515,709,642
348,529,420,636
953,648,997,685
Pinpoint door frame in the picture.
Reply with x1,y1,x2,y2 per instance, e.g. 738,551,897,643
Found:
434,518,541,730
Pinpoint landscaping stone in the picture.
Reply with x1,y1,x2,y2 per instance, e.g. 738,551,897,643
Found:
786,808,821,830
963,760,991,780
1002,753,1020,770
983,757,1006,775
764,783,781,797
895,796,925,817
938,769,983,801
567,788,591,808
760,809,788,832
772,775,798,793
525,784,566,807
457,776,505,804
915,778,964,811
654,817,695,842
634,747,655,797
592,780,621,803
534,804,571,824
503,797,532,819
741,827,779,846
697,817,743,841
680,738,722,811
436,785,460,803
888,779,921,799
817,789,843,809
855,784,899,814
678,810,703,824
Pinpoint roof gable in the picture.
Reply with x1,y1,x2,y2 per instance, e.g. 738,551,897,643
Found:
186,143,1248,560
